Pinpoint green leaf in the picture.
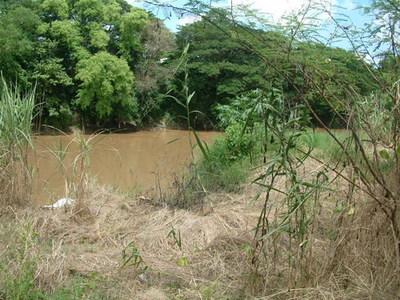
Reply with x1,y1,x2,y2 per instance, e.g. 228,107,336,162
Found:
189,110,205,116
186,91,196,106
166,138,181,145
241,244,253,256
379,150,390,160
176,257,188,267
253,181,288,195
336,204,344,213
192,129,209,159
76,52,135,119
166,95,186,109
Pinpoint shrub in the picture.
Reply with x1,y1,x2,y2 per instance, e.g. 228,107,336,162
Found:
197,137,251,193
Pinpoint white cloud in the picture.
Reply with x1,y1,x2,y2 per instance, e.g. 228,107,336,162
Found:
178,15,202,26
231,0,337,22
342,0,355,10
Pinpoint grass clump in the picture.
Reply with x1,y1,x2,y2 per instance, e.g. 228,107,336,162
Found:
297,129,352,161
0,219,45,300
49,273,113,300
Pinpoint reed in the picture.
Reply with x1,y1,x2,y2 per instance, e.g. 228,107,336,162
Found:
47,129,106,219
0,77,35,207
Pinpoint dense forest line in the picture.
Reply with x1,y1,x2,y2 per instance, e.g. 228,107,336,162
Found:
0,0,388,131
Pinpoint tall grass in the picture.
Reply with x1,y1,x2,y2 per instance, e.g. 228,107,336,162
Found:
164,44,216,208
0,77,35,207
47,129,106,218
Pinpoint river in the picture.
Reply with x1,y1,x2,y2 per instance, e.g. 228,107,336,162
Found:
32,129,218,205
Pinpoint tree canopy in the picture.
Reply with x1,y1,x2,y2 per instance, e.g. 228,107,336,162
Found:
0,0,174,129
0,0,390,130
167,8,377,128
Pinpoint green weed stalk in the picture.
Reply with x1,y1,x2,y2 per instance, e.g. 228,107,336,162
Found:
165,44,210,207
248,88,329,289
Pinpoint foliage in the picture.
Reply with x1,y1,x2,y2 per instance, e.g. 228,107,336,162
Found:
170,9,270,128
0,222,45,300
0,0,176,129
297,129,351,161
364,0,400,58
145,1,400,294
197,135,251,193
174,0,400,294
135,18,176,125
49,273,111,300
76,51,136,124
119,7,149,58
216,89,271,129
0,0,379,130
0,5,41,86
167,6,377,129
121,242,147,271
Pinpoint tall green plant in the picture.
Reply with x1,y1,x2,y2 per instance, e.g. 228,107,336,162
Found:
227,88,329,287
0,77,35,206
47,129,106,214
165,44,211,206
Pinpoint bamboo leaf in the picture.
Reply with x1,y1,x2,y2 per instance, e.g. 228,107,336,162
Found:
165,95,186,108
186,91,196,106
253,181,288,195
166,138,181,145
192,129,209,159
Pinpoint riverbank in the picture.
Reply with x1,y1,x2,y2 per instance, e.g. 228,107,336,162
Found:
1,156,398,299
1,178,260,299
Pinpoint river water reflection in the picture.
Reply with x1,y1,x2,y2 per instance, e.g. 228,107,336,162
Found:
32,129,218,205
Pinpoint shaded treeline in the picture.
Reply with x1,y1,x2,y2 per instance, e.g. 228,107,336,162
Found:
0,0,380,130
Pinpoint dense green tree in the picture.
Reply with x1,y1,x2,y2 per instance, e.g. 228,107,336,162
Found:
0,0,381,130
169,7,377,128
283,42,378,126
34,0,149,127
76,51,135,124
0,0,175,129
171,9,270,128
0,5,41,85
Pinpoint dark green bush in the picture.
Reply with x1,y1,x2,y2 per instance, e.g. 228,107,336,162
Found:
197,137,251,192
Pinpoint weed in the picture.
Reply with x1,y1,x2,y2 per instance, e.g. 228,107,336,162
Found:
49,273,112,300
121,242,147,271
167,227,183,251
46,130,108,218
0,221,45,300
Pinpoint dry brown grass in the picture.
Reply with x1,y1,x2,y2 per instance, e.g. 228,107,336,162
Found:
0,179,263,298
1,159,400,299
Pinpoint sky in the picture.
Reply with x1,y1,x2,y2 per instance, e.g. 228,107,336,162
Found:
129,0,373,49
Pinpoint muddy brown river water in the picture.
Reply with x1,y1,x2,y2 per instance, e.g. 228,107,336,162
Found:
32,129,218,205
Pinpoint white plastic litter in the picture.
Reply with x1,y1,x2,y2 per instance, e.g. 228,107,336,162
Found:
41,198,75,209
